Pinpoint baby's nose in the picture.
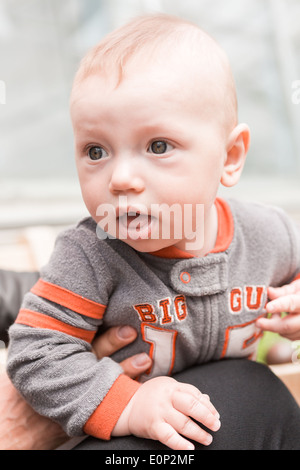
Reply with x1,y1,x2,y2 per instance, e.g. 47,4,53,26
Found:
109,159,145,193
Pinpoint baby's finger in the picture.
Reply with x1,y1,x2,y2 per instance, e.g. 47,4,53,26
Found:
256,313,300,340
177,384,220,418
155,421,196,450
266,294,300,315
256,312,281,331
268,280,300,300
172,390,221,432
169,410,214,448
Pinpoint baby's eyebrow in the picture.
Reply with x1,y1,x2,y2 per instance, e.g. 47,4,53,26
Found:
135,122,186,136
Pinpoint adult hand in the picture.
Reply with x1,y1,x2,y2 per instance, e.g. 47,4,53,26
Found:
0,372,67,450
0,326,151,450
92,325,152,377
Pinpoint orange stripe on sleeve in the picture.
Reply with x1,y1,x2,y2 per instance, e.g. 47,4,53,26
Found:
31,279,106,319
16,309,96,343
83,374,141,440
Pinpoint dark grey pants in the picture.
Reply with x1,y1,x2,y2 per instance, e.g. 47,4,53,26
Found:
73,359,300,450
0,269,39,345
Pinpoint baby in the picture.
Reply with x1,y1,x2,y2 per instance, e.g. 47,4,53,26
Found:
7,14,300,450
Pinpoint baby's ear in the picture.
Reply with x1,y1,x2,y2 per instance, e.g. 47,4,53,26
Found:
221,123,250,187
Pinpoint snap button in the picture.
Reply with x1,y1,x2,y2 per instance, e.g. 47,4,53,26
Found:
180,271,191,284
170,253,228,296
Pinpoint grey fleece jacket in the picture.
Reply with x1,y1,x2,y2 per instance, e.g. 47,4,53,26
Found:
6,198,300,439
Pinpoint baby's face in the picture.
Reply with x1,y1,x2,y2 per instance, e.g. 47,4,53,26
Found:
71,62,229,254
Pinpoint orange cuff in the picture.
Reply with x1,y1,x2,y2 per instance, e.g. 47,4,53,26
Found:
83,374,141,440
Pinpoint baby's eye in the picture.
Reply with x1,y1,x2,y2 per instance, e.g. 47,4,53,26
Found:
88,146,108,160
148,140,173,155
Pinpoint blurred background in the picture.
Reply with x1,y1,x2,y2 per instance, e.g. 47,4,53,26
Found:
0,0,300,271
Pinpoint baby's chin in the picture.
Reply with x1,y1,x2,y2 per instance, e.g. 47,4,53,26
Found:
118,236,180,254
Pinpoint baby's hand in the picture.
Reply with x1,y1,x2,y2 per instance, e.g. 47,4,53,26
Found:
256,279,300,341
112,376,221,450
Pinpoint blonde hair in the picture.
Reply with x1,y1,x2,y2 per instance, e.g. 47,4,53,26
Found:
71,14,237,129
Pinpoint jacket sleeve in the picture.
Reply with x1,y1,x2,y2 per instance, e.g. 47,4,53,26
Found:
275,206,300,282
6,226,140,439
0,269,39,344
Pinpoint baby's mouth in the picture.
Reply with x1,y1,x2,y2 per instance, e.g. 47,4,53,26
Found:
117,211,154,239
120,212,150,226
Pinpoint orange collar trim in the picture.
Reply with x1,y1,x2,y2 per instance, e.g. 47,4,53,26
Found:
210,198,234,254
150,198,234,259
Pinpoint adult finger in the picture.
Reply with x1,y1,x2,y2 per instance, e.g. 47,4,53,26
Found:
92,326,137,359
119,353,152,379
